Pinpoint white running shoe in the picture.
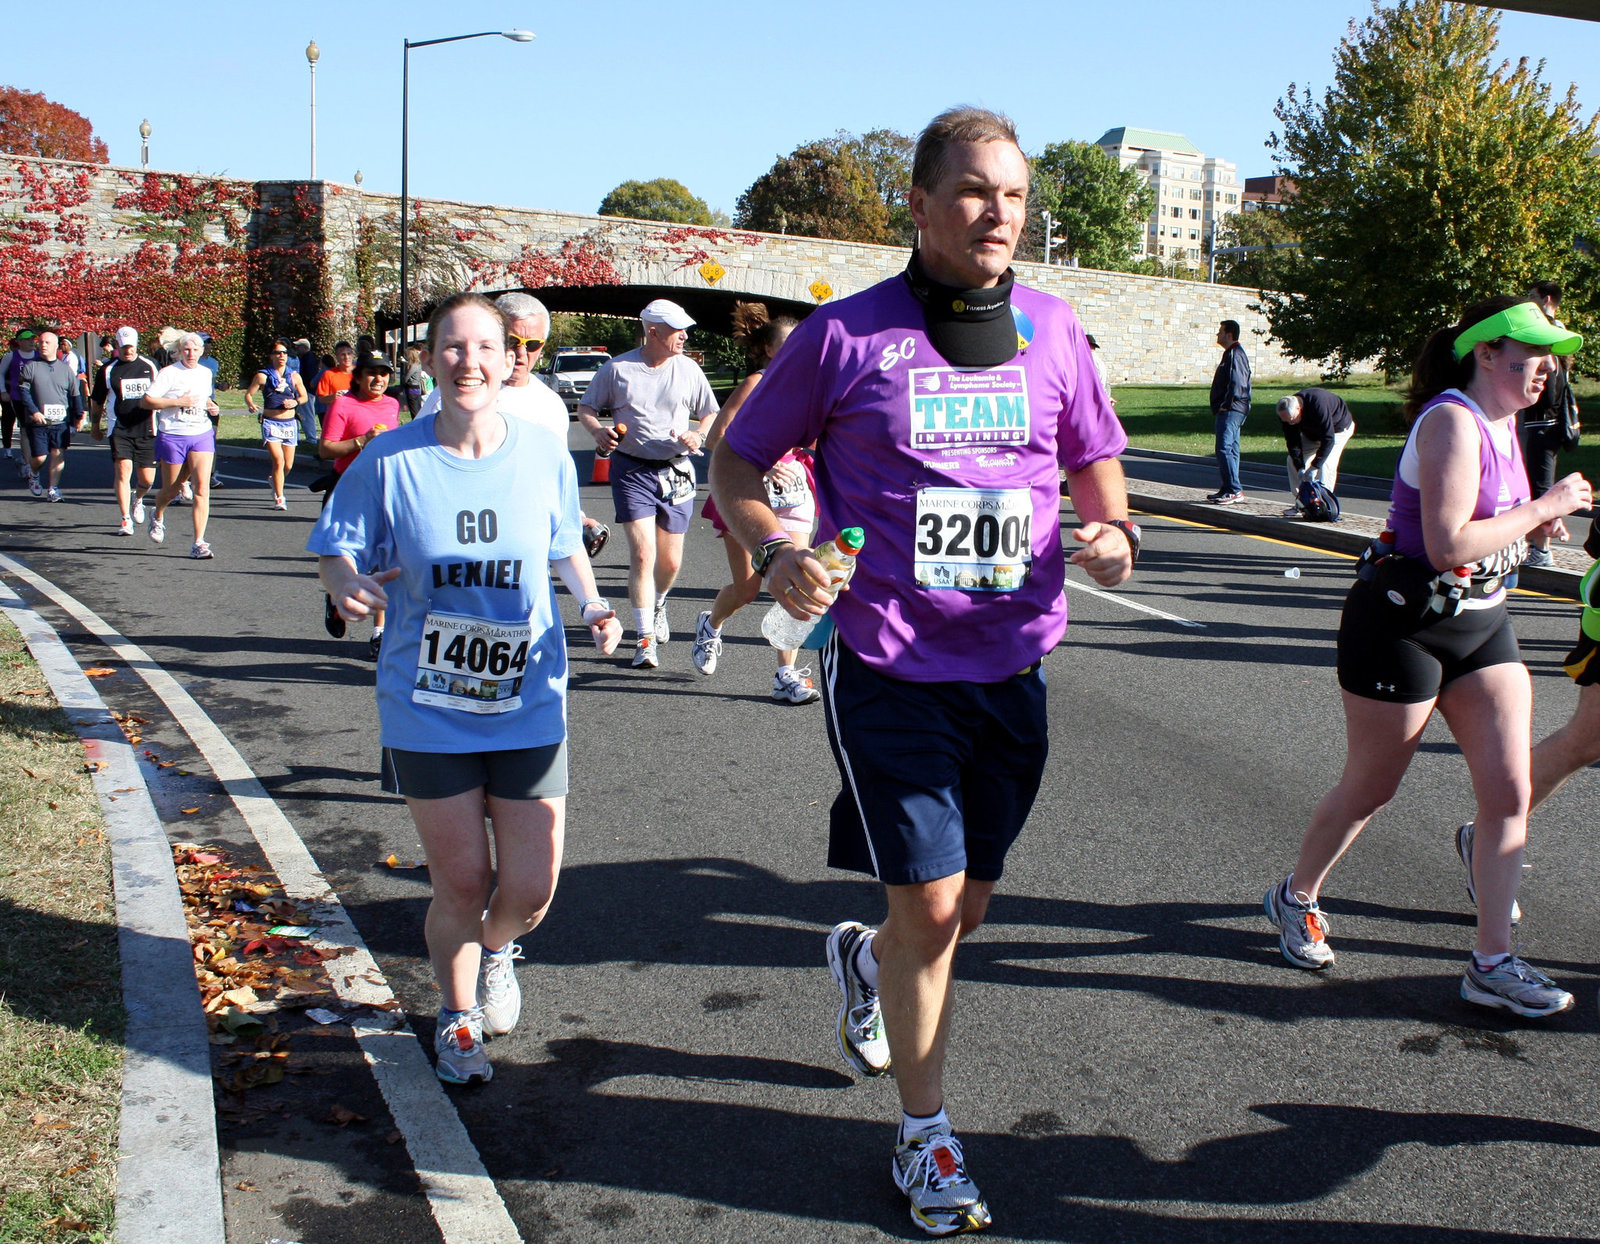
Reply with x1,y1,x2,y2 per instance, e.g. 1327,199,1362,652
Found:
692,610,721,675
631,636,659,669
29,478,43,498
116,517,134,536
273,495,287,511
176,481,193,504
189,540,214,560
893,1130,991,1237
478,942,524,1037
653,599,671,643
45,486,61,502
772,666,821,704
1461,955,1573,1018
148,516,165,544
434,1008,493,1085
824,921,891,1076
1263,877,1335,969
132,497,147,524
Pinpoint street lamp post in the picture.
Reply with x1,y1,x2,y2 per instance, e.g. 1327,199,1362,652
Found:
139,119,151,169
399,29,534,354
1041,210,1064,266
306,40,321,180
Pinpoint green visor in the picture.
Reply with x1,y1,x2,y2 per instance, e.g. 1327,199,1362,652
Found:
1453,301,1583,360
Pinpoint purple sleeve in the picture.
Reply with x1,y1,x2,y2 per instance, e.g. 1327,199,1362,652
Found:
723,317,832,472
1057,331,1127,472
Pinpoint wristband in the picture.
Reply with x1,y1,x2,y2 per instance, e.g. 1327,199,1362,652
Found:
761,531,788,545
580,598,611,619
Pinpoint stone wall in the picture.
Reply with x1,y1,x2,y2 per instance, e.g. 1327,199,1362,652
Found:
3,153,1324,383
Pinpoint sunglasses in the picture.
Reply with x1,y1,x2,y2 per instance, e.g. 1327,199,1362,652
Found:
269,350,288,356
507,334,546,352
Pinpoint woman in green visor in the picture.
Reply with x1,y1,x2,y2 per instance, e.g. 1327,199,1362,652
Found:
1262,295,1590,1018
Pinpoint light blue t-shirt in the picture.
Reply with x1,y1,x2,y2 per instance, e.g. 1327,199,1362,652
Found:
306,413,584,752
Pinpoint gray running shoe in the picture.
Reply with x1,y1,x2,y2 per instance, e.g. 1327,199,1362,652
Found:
1455,822,1522,925
477,941,524,1036
653,599,671,643
692,610,721,676
1461,955,1573,1018
824,921,891,1076
631,636,659,669
1522,546,1553,568
773,666,821,704
1263,878,1334,969
893,1130,991,1237
189,540,213,560
434,1008,493,1084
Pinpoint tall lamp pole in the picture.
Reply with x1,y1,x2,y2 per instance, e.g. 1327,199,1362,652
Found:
399,29,534,354
306,40,321,179
139,119,151,169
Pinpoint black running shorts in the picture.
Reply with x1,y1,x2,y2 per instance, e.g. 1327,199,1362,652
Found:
380,740,568,801
1336,579,1521,704
110,421,157,468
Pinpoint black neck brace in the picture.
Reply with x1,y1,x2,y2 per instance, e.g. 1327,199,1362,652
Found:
903,250,1019,368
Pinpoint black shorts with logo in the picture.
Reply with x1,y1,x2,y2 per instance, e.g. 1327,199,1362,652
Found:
1336,579,1521,704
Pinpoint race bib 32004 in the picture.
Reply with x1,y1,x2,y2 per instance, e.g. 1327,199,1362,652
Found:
914,487,1032,591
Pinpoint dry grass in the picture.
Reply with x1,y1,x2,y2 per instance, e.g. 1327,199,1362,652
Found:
0,615,122,1243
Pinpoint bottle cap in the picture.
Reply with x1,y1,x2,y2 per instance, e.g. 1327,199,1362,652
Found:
836,527,865,553
615,422,628,435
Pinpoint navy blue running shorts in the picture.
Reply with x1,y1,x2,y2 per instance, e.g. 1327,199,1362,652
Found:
381,740,568,801
818,632,1048,886
611,451,694,532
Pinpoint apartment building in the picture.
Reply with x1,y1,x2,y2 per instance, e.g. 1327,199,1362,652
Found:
1093,127,1243,265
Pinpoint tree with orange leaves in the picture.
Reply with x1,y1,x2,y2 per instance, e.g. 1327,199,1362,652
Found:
0,87,108,163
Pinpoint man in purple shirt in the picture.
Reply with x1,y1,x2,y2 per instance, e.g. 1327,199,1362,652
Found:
711,106,1135,1237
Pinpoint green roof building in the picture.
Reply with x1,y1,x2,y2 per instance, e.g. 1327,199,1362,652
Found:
1094,127,1242,268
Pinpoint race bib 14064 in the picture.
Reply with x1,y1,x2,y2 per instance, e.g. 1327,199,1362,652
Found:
412,609,531,714
907,367,1029,450
914,487,1032,592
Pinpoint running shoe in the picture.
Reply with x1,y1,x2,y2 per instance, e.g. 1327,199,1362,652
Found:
773,666,821,704
211,474,224,489
1211,491,1245,505
29,478,43,498
272,495,287,511
1454,822,1522,925
367,630,383,661
323,594,346,640
478,941,525,1036
189,540,213,560
583,521,609,559
148,516,165,543
692,610,721,675
1461,955,1573,1018
653,600,671,644
893,1130,991,1237
631,636,659,669
131,497,147,524
45,486,61,503
1522,546,1553,568
177,481,193,504
116,517,134,536
1263,877,1334,969
2,448,10,460
15,457,29,479
433,1008,493,1084
824,921,891,1076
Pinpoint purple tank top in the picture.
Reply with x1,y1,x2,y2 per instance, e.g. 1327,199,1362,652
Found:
1387,388,1529,573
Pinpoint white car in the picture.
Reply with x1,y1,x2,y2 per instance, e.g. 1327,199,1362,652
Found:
542,350,612,413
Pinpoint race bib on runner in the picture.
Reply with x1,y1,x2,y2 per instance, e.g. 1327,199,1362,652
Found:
765,466,809,511
119,378,149,401
657,458,696,506
412,609,531,714
41,403,67,424
914,487,1032,591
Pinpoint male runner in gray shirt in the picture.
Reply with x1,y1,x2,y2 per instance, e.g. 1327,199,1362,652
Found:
19,330,85,501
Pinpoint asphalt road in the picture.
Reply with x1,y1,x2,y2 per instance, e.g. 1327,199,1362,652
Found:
4,434,1598,1244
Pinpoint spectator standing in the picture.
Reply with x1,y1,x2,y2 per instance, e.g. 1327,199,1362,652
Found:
1208,319,1252,504
1278,387,1356,516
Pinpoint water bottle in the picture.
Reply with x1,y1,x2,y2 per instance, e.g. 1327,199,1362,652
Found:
761,528,865,650
599,421,627,460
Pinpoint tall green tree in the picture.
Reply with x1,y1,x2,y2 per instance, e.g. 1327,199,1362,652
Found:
837,128,916,246
597,178,715,226
1023,141,1153,271
735,141,891,243
1263,0,1600,376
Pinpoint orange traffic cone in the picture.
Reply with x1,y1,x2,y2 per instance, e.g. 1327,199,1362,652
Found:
591,452,611,484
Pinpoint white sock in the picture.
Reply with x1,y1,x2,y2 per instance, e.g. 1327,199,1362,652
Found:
372,626,384,637
1474,951,1511,971
777,662,796,678
854,933,880,989
705,616,722,636
633,608,651,636
900,1107,950,1143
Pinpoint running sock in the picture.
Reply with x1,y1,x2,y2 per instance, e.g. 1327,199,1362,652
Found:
633,608,651,636
1473,951,1511,971
854,932,880,990
777,662,796,679
372,627,384,638
900,1107,951,1143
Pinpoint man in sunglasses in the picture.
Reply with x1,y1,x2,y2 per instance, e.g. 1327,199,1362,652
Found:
419,292,610,557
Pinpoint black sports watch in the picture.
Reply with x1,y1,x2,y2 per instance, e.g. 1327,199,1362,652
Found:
1107,519,1142,565
750,536,794,578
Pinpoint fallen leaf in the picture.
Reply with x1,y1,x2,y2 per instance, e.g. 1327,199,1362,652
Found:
324,1104,368,1127
385,1128,404,1145
21,766,36,778
383,853,427,869
83,760,106,772
17,688,45,696
83,667,116,677
181,807,201,815
234,1181,260,1192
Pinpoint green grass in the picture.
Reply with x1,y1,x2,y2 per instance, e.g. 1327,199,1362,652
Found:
0,618,122,1243
1114,373,1600,483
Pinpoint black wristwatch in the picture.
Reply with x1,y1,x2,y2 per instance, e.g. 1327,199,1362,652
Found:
1107,519,1142,564
750,536,794,577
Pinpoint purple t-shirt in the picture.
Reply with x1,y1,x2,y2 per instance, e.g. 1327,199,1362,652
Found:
1388,388,1530,577
725,275,1127,683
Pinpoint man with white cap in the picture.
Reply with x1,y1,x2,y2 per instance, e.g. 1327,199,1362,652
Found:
577,298,717,668
91,327,161,535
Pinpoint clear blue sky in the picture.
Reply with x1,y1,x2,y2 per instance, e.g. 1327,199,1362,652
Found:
14,2,1600,218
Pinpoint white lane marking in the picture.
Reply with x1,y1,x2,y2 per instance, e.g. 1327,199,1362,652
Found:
0,553,524,1244
0,580,226,1244
1063,576,1205,628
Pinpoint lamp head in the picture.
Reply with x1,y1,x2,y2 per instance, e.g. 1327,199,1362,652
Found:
354,170,363,186
501,29,536,41
306,39,321,64
139,119,152,139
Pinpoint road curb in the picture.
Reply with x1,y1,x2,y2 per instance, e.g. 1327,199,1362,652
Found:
0,559,225,1244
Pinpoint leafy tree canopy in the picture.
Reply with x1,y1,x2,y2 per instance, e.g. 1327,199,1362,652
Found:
0,87,107,163
597,178,715,226
1262,0,1600,376
1212,206,1305,294
735,139,892,244
836,128,915,246
1022,140,1154,271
